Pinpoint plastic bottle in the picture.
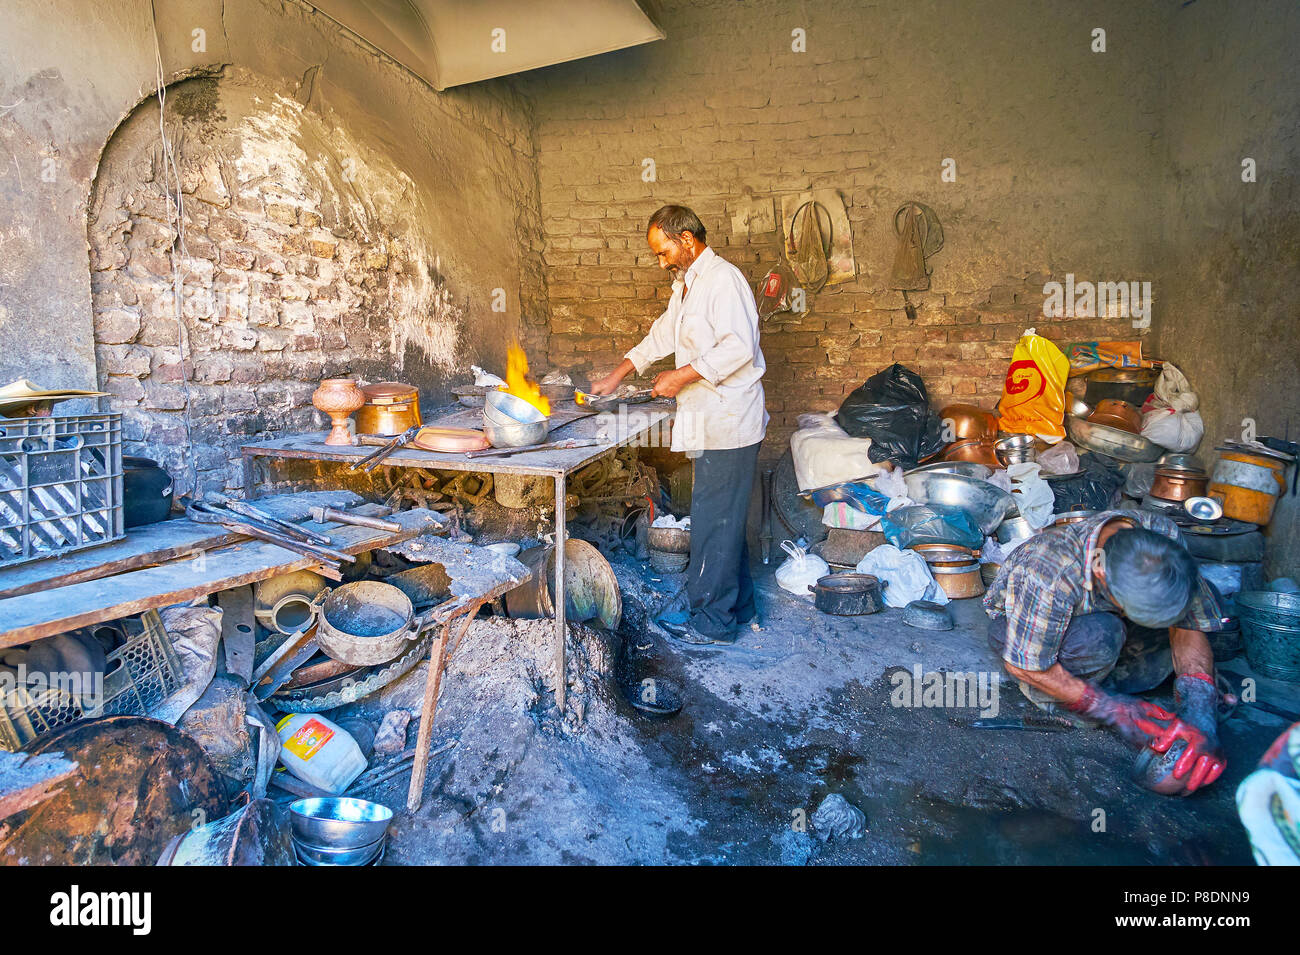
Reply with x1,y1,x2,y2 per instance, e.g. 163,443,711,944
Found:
275,713,367,794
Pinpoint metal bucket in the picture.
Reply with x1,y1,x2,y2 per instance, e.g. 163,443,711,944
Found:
1235,590,1300,682
506,540,622,630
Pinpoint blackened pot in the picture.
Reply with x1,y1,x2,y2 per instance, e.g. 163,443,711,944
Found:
123,456,174,527
809,573,887,615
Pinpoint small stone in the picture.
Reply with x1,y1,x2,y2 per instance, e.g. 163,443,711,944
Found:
811,793,867,842
309,239,337,259
266,202,299,226
374,710,411,756
94,308,141,345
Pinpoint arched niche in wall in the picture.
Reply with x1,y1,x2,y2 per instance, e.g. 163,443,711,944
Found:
86,66,462,496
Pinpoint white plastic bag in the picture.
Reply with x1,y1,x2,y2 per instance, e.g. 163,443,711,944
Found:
1142,406,1204,452
790,413,880,490
1153,362,1199,413
776,540,830,598
854,544,948,608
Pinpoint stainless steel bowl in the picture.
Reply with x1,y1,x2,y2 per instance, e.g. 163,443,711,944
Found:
995,434,1037,467
289,797,394,849
995,514,1035,543
1066,394,1093,418
1184,496,1223,521
293,835,386,866
484,388,547,425
1066,415,1163,463
483,415,548,448
902,471,1015,536
904,460,992,480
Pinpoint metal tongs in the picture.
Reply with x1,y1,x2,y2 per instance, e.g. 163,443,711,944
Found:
349,425,422,473
185,500,354,578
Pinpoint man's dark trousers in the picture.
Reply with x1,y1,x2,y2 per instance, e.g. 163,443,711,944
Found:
686,441,761,640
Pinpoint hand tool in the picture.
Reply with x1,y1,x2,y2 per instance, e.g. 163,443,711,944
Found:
206,492,333,546
575,388,655,407
184,501,352,575
307,504,402,532
463,438,602,459
349,425,421,473
969,716,1073,732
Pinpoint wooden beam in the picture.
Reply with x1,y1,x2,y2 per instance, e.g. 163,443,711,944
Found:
0,509,444,648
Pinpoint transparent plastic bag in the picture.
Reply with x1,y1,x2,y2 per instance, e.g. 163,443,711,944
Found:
775,540,830,598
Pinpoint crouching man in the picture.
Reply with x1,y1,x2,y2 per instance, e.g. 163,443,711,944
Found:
984,509,1230,793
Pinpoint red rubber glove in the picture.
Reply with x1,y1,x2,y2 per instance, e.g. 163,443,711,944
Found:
1150,673,1226,793
1067,684,1174,748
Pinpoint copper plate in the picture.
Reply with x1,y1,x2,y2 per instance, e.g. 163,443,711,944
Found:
411,426,490,453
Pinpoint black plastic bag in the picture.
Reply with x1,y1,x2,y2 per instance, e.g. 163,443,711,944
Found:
834,363,945,469
1049,453,1124,513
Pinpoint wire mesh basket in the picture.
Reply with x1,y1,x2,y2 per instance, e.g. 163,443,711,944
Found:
0,413,124,567
0,610,183,751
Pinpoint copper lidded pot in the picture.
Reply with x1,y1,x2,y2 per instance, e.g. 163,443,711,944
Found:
356,382,422,437
1150,467,1209,502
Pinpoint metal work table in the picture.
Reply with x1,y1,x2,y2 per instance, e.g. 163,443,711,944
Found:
240,400,674,715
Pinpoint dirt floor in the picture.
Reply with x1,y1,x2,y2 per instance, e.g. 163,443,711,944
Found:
344,556,1298,865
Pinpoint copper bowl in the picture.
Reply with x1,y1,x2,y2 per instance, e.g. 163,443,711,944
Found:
943,437,1001,469
939,403,997,442
1087,399,1142,434
1150,467,1209,502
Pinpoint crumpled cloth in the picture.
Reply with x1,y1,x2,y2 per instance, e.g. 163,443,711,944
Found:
151,600,223,724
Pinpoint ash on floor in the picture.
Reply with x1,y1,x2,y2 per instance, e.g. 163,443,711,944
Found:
342,558,1296,865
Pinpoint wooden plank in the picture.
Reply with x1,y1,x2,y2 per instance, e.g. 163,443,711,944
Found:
0,509,444,648
0,490,365,599
0,751,78,821
239,404,674,479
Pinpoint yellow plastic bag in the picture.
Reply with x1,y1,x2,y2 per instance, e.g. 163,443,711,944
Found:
998,329,1068,440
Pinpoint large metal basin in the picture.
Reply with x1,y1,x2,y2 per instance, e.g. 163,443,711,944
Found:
903,471,1014,536
1066,414,1162,463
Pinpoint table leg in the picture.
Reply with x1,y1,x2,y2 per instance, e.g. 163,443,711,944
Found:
241,452,258,500
406,605,480,812
554,474,567,714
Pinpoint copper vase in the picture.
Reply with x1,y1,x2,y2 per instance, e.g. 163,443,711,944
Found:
313,378,365,446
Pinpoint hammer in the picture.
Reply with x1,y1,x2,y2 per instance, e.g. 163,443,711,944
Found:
308,505,402,533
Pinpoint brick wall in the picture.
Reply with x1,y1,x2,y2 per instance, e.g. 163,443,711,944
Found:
528,0,1167,458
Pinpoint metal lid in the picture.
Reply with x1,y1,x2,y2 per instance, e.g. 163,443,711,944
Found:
361,381,418,403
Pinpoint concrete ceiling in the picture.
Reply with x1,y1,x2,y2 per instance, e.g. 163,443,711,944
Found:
304,0,664,90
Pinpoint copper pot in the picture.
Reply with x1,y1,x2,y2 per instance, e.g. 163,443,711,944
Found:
939,403,997,442
1150,467,1209,501
943,437,1001,469
1088,399,1142,434
356,382,422,436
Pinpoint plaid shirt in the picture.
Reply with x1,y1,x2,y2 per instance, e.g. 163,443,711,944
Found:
983,509,1225,671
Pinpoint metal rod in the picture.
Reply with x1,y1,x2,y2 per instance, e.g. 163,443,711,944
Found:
554,474,567,714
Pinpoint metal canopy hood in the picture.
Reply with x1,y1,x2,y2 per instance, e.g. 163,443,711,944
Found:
305,0,664,90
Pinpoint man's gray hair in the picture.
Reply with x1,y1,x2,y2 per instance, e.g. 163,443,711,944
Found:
1102,527,1198,628
647,204,707,244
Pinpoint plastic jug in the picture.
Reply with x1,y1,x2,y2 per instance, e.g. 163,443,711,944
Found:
275,713,367,794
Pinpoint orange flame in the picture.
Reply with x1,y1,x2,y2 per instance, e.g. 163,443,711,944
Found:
500,341,550,416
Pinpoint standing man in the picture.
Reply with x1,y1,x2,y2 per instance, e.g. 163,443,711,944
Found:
588,205,768,645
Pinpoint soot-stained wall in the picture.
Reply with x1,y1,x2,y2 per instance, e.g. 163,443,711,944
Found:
1,0,547,496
